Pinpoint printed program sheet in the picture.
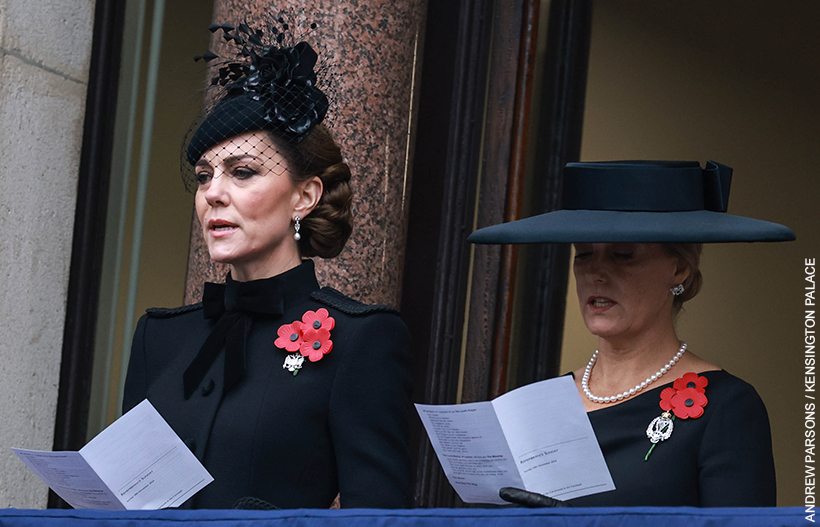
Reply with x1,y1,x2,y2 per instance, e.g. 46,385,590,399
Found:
13,399,212,509
416,376,614,504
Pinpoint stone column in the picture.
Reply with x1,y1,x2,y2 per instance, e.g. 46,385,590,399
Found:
0,0,94,508
184,0,427,308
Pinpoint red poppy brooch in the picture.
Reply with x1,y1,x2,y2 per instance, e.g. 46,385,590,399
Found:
274,308,335,375
645,372,708,461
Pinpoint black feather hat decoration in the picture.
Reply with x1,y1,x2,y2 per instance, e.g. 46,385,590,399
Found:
181,16,331,191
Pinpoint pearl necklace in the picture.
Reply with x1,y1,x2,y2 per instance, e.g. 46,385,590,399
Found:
582,342,687,404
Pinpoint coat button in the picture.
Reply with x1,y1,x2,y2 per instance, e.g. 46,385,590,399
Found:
199,378,215,396
184,438,197,452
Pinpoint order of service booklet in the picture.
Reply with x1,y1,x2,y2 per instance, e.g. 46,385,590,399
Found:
415,375,615,504
13,399,213,510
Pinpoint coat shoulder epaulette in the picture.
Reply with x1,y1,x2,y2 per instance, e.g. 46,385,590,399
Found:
146,302,203,318
310,288,398,316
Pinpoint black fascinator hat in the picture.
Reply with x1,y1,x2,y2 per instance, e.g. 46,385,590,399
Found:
181,20,332,192
467,161,795,244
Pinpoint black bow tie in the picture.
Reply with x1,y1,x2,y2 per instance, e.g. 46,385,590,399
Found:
183,274,285,399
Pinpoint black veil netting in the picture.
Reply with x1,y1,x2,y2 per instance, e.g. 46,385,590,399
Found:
180,16,335,193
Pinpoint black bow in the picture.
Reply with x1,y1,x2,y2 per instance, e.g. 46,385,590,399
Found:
183,275,285,399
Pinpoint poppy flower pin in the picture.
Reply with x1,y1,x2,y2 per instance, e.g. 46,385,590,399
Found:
645,372,708,461
274,308,335,375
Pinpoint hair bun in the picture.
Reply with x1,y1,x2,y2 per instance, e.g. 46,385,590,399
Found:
292,126,353,258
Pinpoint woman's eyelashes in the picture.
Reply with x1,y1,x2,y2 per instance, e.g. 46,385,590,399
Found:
231,166,258,179
195,170,212,185
573,244,592,259
194,166,259,185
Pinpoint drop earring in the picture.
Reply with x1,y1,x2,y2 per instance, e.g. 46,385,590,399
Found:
670,284,684,296
293,216,301,241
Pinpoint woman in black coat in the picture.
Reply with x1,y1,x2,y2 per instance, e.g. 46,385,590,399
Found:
123,23,412,509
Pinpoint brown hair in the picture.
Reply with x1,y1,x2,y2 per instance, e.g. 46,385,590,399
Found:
662,243,703,311
271,124,353,259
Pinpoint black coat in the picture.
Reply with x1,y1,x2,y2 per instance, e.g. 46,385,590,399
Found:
123,261,413,509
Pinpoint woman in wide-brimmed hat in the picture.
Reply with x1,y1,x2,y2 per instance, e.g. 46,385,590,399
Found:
470,160,793,507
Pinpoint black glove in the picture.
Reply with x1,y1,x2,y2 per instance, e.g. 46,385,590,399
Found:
232,496,280,510
499,487,570,507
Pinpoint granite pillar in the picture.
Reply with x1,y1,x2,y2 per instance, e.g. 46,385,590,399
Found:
184,0,427,307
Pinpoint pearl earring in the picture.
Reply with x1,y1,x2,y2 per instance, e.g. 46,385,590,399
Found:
293,216,301,241
670,284,684,296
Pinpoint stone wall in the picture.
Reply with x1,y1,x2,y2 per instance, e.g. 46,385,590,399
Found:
0,0,94,508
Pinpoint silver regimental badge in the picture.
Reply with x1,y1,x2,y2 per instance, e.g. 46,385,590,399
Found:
283,353,304,375
646,413,674,444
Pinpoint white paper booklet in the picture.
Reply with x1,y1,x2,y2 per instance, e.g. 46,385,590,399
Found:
13,399,213,510
416,375,614,504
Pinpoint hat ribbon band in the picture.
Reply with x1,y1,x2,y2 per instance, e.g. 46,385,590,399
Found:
562,161,732,212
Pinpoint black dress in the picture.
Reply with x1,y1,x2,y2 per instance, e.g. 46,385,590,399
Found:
566,370,776,507
122,260,413,509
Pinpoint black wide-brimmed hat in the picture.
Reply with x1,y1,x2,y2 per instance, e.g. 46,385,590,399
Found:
467,161,795,244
